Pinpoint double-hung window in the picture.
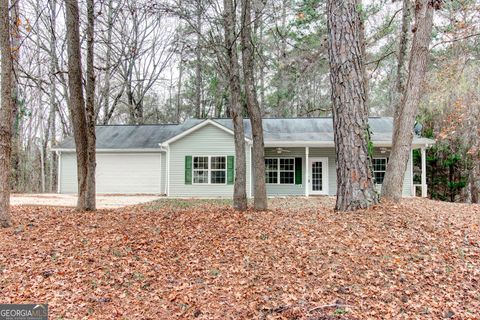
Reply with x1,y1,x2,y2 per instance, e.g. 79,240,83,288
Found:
193,156,227,184
372,158,387,184
265,158,278,184
265,158,295,184
210,156,226,184
193,156,209,184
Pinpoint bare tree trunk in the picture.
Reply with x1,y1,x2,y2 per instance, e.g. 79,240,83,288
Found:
382,0,437,202
392,0,411,120
0,0,14,227
66,0,89,211
253,0,265,111
276,0,288,114
467,90,480,203
241,0,267,210
176,45,184,122
39,144,45,192
327,0,378,211
48,0,58,192
85,0,96,210
102,0,113,124
195,0,202,118
224,0,247,211
9,0,21,193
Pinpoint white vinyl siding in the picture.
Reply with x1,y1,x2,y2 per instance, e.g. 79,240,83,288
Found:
59,152,77,194
168,124,251,197
59,152,162,194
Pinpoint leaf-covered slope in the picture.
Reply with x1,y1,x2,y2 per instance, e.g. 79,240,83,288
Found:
1,198,479,319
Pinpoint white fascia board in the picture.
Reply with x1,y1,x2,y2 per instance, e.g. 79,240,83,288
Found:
264,141,335,147
51,148,163,153
265,140,432,148
162,119,252,146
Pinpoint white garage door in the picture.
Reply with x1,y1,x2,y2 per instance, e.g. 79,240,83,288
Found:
60,153,162,194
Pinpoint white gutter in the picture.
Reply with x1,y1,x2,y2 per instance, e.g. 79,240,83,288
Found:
51,148,164,153
265,140,435,148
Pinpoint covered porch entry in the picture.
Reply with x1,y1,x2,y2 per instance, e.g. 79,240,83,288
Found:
263,144,422,198
263,146,336,197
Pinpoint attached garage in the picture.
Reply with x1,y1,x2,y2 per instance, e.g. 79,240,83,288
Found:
59,152,163,194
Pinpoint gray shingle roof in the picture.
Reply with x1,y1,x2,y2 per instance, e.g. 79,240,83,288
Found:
56,122,198,149
212,117,395,142
55,117,432,149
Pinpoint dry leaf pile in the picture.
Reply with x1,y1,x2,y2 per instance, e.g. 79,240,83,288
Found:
0,198,479,319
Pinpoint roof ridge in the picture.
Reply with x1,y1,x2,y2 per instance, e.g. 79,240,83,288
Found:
95,117,392,127
209,116,389,120
96,123,180,127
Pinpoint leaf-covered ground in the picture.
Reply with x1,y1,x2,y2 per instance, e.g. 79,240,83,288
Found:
1,198,479,319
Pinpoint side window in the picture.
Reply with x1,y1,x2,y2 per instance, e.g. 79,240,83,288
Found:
193,156,209,184
210,156,226,184
372,158,387,184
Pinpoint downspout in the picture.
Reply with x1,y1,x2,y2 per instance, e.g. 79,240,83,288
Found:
158,143,169,196
57,151,61,193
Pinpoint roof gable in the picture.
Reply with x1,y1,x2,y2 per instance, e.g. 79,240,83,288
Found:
162,119,251,145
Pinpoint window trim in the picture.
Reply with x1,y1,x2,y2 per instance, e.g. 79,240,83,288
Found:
265,158,279,184
192,155,228,185
372,157,388,185
265,157,296,185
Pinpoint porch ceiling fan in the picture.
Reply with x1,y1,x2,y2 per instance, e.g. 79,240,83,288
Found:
276,147,291,154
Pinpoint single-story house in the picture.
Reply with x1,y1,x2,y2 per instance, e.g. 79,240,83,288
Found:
53,117,434,197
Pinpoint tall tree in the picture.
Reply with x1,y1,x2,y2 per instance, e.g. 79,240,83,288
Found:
85,0,96,210
224,0,247,211
0,0,14,227
65,0,94,211
392,0,411,120
241,0,267,210
382,0,439,201
100,0,115,125
327,0,378,211
194,0,203,118
48,0,58,192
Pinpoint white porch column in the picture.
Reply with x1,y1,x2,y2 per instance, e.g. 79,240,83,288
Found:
305,146,309,197
248,144,253,198
421,147,427,197
410,149,415,196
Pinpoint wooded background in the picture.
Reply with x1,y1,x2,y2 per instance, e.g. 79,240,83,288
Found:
2,0,480,202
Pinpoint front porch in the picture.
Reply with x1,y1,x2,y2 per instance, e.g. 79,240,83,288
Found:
262,145,428,198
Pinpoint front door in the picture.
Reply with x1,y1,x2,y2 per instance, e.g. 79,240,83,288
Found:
309,157,328,195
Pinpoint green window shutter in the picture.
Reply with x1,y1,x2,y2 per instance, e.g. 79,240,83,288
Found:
295,157,302,185
227,156,234,185
185,156,192,185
